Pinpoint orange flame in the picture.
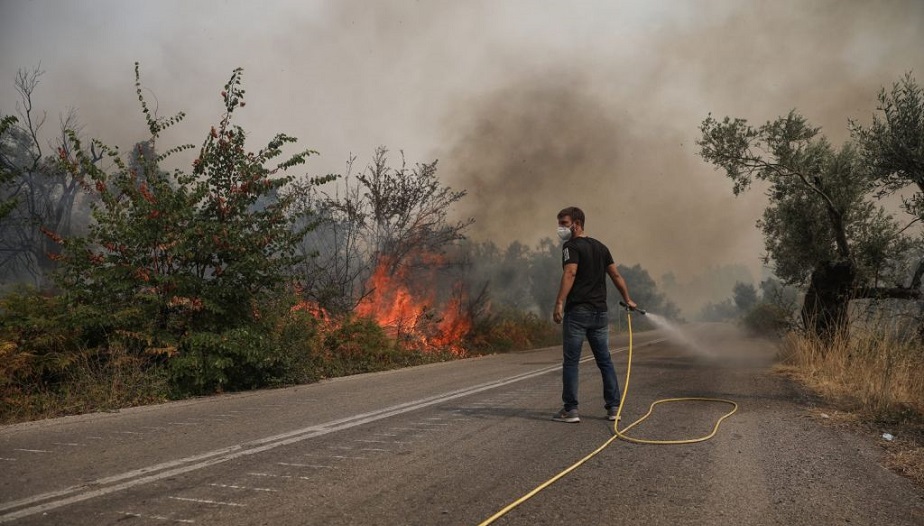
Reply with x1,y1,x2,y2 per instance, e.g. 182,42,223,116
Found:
289,282,332,322
355,258,470,355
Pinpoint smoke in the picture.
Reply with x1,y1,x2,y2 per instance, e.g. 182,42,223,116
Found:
439,69,764,282
2,0,923,295
437,0,924,289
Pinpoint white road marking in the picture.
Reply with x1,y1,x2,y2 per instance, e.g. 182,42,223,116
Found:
0,458,16,462
52,443,84,447
208,483,276,492
117,511,195,523
276,462,335,469
247,472,311,481
167,422,199,426
113,431,144,435
168,496,245,507
0,341,662,523
13,449,50,453
359,448,390,452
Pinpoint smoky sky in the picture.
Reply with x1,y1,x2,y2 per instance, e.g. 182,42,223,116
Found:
1,0,923,283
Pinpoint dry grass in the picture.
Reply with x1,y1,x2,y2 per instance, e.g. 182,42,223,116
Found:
885,446,924,488
777,326,924,488
1,349,170,425
778,328,924,420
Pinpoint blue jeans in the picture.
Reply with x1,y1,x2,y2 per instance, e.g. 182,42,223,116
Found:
561,309,620,411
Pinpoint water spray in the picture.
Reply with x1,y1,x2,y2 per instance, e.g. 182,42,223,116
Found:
477,299,740,526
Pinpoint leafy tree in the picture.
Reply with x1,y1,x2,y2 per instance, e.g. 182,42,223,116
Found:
698,111,912,338
293,147,472,312
527,237,562,320
698,298,738,322
853,73,924,221
759,276,800,313
732,281,758,312
611,263,682,321
0,68,97,286
852,73,924,306
52,64,326,373
453,239,534,313
0,116,17,222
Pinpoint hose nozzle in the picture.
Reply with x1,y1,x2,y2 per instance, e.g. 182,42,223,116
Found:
619,301,646,315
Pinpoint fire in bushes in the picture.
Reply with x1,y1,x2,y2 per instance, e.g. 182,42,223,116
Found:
292,257,472,355
355,257,471,355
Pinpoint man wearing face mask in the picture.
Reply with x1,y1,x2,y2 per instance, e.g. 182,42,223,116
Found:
552,206,637,423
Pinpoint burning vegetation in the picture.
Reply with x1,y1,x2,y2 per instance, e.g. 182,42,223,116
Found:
292,255,472,356
355,256,471,355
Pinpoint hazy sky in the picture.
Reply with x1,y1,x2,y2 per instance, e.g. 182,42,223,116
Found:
2,0,922,284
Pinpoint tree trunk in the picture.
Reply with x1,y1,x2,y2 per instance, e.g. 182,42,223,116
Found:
802,260,855,342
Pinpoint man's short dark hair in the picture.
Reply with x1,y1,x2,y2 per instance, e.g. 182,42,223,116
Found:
557,206,585,227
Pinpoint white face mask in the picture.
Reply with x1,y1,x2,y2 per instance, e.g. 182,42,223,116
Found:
557,226,572,242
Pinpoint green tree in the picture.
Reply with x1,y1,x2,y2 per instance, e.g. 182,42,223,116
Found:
698,298,738,322
611,263,682,321
0,68,96,286
52,64,326,379
732,281,758,313
527,237,562,320
853,73,924,221
698,111,911,339
852,73,924,304
0,116,17,222
759,276,800,313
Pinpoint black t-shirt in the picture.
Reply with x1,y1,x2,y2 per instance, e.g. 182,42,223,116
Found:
561,236,614,312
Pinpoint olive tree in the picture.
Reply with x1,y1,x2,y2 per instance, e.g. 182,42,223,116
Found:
698,111,912,338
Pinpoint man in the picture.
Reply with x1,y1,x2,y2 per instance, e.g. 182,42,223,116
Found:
552,206,636,423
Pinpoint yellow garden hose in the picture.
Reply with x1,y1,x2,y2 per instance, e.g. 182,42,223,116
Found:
476,311,739,526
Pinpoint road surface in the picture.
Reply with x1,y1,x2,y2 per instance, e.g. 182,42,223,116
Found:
1,324,922,525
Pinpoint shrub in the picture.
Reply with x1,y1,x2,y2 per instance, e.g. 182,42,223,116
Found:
742,302,792,337
1,288,89,390
0,287,170,423
466,309,560,354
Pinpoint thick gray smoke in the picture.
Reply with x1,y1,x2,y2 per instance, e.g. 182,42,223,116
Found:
437,0,924,290
439,73,761,280
1,0,922,302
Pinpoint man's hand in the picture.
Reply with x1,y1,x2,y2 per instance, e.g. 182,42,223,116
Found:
553,302,564,324
625,299,638,311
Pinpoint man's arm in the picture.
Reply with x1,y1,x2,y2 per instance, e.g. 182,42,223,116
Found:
553,263,577,324
606,263,637,309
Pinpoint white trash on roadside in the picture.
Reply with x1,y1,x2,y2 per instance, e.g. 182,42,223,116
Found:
882,432,895,442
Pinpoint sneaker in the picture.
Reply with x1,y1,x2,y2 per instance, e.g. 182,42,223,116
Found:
552,408,580,423
607,406,621,421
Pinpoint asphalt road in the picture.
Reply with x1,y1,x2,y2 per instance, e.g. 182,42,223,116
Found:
1,324,922,525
